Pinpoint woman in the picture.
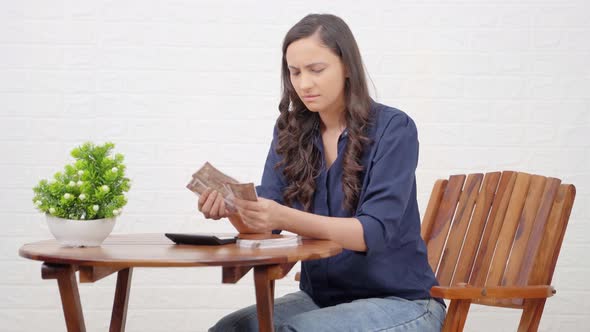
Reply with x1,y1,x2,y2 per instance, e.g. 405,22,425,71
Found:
199,13,445,332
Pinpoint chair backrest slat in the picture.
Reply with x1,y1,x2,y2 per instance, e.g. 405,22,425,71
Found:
498,175,547,288
421,179,447,244
486,173,532,286
526,184,575,286
469,171,517,287
452,171,501,285
437,173,483,286
426,175,465,273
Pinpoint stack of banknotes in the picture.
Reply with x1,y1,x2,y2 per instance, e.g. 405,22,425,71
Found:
186,162,258,212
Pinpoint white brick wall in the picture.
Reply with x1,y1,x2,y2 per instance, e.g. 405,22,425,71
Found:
1,0,588,331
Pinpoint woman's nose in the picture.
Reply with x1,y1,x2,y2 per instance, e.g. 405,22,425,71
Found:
298,73,313,90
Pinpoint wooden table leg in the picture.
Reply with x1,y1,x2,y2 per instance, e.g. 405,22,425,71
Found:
110,268,133,332
254,266,275,332
41,263,86,332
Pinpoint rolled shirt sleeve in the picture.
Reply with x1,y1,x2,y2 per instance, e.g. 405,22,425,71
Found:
355,114,419,255
255,124,286,204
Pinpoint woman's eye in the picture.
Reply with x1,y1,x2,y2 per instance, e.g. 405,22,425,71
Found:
311,68,324,73
291,72,300,77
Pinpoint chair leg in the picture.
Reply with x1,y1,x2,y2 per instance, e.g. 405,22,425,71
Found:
442,300,471,332
518,299,546,332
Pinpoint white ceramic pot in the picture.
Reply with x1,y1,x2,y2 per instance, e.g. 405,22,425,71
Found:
46,215,116,247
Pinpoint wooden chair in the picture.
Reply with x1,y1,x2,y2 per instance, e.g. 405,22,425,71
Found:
423,171,575,331
294,171,575,331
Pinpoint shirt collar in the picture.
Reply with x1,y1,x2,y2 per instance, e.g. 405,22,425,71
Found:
312,127,349,147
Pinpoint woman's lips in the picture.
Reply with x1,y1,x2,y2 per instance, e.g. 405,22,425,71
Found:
303,95,319,101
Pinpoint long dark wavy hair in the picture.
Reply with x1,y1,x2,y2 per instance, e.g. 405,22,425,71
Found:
276,14,372,213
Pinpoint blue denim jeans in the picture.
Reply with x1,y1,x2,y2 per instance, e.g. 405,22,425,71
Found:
209,291,445,331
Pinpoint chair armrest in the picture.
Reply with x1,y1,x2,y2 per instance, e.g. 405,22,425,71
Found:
430,285,556,300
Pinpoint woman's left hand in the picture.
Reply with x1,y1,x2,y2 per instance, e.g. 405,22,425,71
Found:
234,197,283,233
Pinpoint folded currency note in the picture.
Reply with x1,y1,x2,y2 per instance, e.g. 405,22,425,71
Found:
187,162,258,211
236,235,302,249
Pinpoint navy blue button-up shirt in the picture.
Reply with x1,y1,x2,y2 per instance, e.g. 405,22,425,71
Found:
256,101,439,308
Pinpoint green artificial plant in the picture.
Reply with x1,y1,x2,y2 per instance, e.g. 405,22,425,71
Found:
33,142,131,220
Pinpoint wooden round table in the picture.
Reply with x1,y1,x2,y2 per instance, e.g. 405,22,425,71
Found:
19,233,342,332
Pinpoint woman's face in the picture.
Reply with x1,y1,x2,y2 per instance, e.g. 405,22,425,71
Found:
285,33,347,115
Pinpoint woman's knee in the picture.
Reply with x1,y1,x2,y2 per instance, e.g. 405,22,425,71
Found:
209,305,259,332
210,291,318,332
276,320,305,332
276,314,320,332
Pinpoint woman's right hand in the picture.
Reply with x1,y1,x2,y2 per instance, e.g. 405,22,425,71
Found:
197,188,262,233
197,188,229,220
